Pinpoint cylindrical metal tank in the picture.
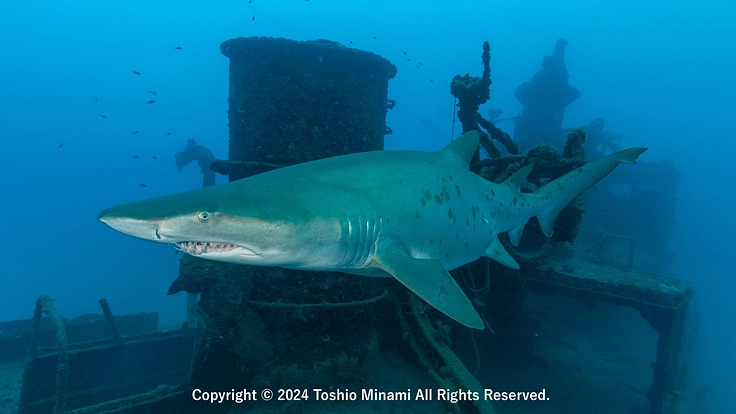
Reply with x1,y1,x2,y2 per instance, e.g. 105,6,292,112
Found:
218,36,396,180
184,37,397,392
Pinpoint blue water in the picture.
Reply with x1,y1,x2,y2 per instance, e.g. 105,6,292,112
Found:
1,1,733,413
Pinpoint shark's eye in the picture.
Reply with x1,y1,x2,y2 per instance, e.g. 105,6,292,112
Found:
198,211,211,222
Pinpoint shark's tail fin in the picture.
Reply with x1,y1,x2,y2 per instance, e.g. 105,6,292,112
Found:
533,147,648,237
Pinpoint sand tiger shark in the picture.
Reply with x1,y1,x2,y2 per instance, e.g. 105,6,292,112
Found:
99,131,646,329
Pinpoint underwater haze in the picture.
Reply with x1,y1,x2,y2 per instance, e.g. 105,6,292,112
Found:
1,0,734,413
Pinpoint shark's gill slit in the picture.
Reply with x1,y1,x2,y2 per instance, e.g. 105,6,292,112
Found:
340,216,379,268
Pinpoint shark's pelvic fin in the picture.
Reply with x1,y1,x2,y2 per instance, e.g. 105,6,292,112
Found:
374,250,484,330
440,130,481,168
507,223,526,247
483,237,520,269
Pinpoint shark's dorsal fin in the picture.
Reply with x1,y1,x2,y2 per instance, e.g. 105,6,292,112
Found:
502,164,534,193
484,237,520,269
373,250,484,330
440,130,480,169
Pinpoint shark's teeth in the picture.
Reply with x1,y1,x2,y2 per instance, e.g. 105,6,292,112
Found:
175,241,239,255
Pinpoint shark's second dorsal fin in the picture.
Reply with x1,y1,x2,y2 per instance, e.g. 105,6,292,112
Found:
502,164,534,193
440,130,480,169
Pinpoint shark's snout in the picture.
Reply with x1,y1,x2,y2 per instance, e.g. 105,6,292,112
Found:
99,214,162,241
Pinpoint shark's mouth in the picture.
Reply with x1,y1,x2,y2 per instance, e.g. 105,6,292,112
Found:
174,241,243,256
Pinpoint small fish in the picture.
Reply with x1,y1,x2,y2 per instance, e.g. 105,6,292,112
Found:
252,16,255,21
349,41,353,44
153,156,158,160
430,79,434,83
419,62,423,66
94,97,98,101
248,0,252,3
167,132,172,136
138,184,148,187
372,36,376,40
407,58,411,61
402,51,407,55
132,70,141,75
416,65,420,68
133,130,140,134
58,143,64,148
146,100,156,104
132,155,140,158
149,90,158,95
174,46,182,50
99,114,107,118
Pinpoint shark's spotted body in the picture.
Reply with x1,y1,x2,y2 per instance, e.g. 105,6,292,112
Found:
99,131,646,329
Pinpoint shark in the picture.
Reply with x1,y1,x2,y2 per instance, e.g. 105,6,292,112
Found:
99,130,646,330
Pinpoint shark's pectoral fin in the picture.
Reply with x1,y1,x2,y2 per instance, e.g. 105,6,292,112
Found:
373,251,484,330
484,237,520,269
